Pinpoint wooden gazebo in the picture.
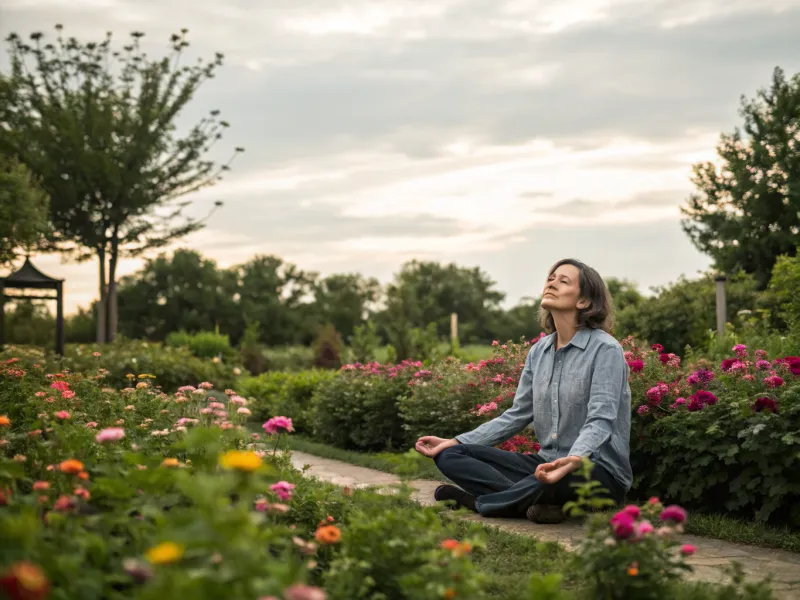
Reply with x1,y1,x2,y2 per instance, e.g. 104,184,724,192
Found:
0,257,64,355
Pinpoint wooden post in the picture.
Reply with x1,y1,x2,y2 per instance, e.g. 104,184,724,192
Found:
56,281,64,356
450,312,458,342
715,275,727,339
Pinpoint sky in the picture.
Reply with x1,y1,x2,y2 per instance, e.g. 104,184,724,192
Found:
3,0,800,314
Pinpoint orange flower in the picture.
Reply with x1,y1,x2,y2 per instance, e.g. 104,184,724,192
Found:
627,562,639,577
0,561,49,600
440,539,472,556
77,471,89,481
59,459,84,474
444,589,457,599
160,458,180,468
0,415,10,427
314,525,341,545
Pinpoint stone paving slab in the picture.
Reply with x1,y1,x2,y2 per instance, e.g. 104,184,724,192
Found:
290,451,800,599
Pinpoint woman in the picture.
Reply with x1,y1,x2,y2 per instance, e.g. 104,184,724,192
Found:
414,258,632,524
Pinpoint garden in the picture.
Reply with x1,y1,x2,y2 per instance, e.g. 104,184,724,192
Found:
1,327,796,599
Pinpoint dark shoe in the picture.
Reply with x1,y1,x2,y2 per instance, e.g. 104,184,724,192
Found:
434,484,477,512
525,504,565,524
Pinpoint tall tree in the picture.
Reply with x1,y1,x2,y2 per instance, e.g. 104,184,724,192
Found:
0,25,242,342
0,156,49,266
681,67,800,288
313,273,381,341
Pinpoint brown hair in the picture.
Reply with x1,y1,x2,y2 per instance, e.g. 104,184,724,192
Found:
538,258,614,334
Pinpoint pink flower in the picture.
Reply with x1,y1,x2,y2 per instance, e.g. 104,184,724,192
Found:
263,416,294,435
764,375,784,388
208,402,225,409
491,341,499,346
636,520,654,537
54,411,70,420
651,344,663,353
61,390,76,399
283,584,327,600
33,481,49,491
622,505,641,519
85,422,98,428
236,407,251,416
732,344,748,357
680,544,696,556
200,408,213,415
627,359,644,373
254,499,270,512
660,505,687,523
270,481,295,501
636,405,650,416
198,381,214,390
476,402,498,416
229,395,247,405
756,360,772,371
50,381,70,392
95,427,125,443
610,511,635,539
34,391,47,398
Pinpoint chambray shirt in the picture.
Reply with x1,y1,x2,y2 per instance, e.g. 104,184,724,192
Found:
456,328,632,491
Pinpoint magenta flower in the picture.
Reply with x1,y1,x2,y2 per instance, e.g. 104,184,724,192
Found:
658,353,671,364
680,543,696,556
732,344,748,358
659,505,687,523
622,504,641,519
270,481,296,501
692,390,718,406
627,359,644,373
263,416,294,435
636,520,654,537
651,344,664,353
95,427,125,443
756,360,772,371
636,405,650,416
610,511,635,539
720,358,737,371
646,386,663,405
753,397,779,414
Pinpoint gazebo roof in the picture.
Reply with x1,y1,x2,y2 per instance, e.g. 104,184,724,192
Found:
0,257,63,290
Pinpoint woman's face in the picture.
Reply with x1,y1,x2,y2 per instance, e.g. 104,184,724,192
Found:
540,263,584,312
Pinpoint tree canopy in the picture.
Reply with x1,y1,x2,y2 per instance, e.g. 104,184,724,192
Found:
682,67,800,288
0,156,49,266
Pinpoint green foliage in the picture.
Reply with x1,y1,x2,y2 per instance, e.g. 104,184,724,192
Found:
348,321,381,364
263,345,316,372
681,67,800,288
239,321,268,375
312,364,419,451
314,273,381,342
0,301,96,346
616,272,761,353
313,324,343,370
0,156,49,264
61,339,239,393
239,370,336,433
767,247,800,332
165,330,234,361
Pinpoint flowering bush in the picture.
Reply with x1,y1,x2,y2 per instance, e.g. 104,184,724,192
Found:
399,338,541,451
564,460,774,600
311,361,424,452
0,350,486,600
626,340,800,524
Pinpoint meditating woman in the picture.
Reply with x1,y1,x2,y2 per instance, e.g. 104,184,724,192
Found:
414,258,631,524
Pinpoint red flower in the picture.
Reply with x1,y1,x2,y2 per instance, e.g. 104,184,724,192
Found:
0,562,49,600
753,397,779,414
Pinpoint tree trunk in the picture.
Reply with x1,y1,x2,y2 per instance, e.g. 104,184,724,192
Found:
106,240,119,343
96,249,107,344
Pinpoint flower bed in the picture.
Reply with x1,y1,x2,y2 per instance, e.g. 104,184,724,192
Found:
240,336,800,526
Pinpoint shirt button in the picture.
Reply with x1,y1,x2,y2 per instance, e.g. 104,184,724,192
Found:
551,434,557,440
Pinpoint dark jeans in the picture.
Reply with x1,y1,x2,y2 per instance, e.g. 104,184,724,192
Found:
434,444,625,518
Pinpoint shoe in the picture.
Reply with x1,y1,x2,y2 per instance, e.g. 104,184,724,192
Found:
525,504,565,524
433,484,477,512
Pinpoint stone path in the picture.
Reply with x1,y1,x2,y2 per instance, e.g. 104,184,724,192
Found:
290,451,800,599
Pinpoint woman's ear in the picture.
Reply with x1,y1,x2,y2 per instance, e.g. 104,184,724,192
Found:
576,298,591,310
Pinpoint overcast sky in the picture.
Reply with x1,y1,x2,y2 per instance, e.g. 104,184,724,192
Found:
3,0,800,313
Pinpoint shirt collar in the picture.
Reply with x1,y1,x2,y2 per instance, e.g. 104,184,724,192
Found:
540,328,592,352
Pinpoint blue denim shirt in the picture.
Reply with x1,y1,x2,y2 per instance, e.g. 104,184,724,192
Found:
456,328,632,491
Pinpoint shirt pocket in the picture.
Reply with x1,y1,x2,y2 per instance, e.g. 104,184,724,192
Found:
562,373,591,408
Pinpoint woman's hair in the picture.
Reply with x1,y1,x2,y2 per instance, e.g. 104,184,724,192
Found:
538,258,614,334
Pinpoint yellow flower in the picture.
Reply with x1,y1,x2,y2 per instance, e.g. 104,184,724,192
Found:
145,542,184,564
218,450,262,472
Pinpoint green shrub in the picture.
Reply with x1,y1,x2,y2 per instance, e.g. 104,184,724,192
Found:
348,321,381,364
312,362,420,452
313,324,344,369
263,345,316,372
239,369,335,433
165,329,235,361
61,339,238,393
239,321,268,375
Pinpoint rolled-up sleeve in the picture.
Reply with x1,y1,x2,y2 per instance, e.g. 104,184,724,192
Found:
455,349,535,446
568,344,626,458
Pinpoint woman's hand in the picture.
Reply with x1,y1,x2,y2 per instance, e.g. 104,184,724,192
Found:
534,456,582,484
414,436,458,458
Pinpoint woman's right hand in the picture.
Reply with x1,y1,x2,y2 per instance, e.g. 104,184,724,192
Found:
414,436,458,458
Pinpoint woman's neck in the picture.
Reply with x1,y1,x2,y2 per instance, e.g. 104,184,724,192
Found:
552,312,579,350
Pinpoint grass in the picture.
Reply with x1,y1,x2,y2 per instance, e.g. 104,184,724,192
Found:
285,435,800,554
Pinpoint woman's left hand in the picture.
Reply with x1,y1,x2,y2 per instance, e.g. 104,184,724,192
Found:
534,456,582,484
